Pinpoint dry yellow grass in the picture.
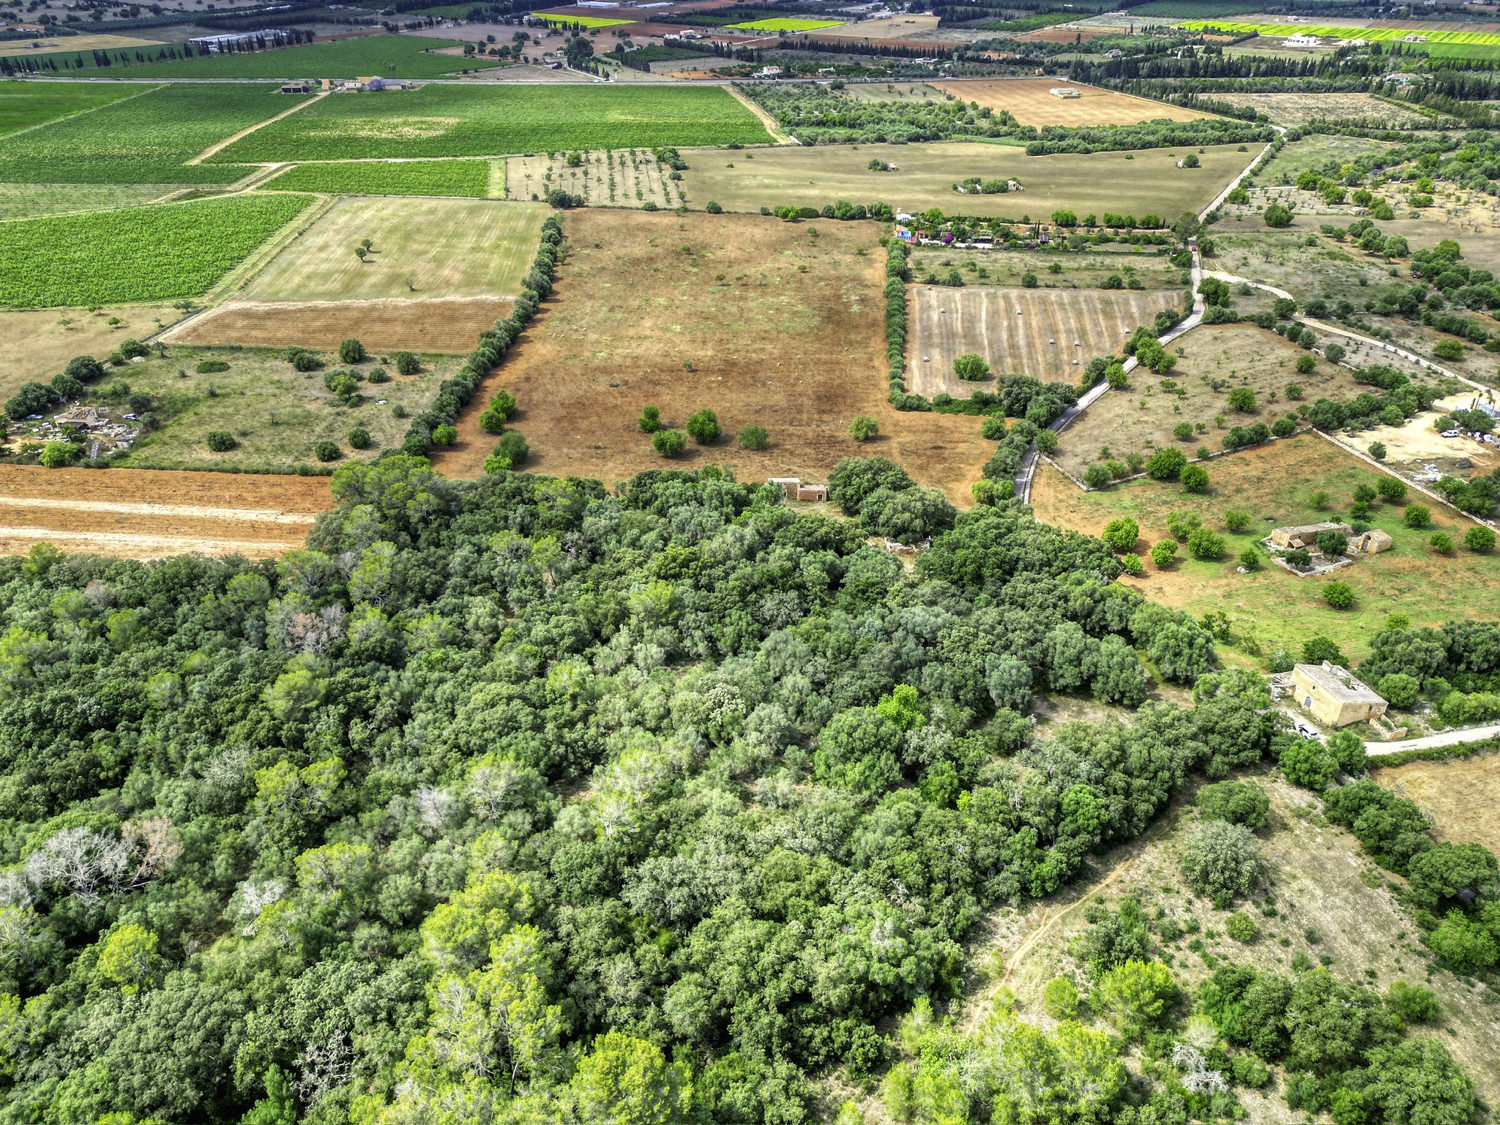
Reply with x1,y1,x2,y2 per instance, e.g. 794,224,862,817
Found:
0,33,163,57
1376,752,1500,857
241,196,549,302
930,79,1216,128
1,305,179,402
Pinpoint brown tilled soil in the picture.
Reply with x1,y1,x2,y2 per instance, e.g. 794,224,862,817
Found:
930,78,1215,127
0,466,331,559
1013,25,1115,43
907,286,1175,394
163,297,512,355
430,209,993,503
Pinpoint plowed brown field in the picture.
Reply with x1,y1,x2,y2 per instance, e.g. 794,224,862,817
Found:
907,286,1175,395
163,297,511,354
430,209,993,503
0,466,331,559
930,79,1215,127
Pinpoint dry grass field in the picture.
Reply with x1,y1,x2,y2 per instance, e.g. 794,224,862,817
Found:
1208,91,1438,129
1376,753,1500,857
804,14,949,41
3,306,180,398
163,296,511,354
240,197,549,302
1031,434,1499,665
1051,323,1366,478
0,33,164,56
930,79,1216,127
680,141,1253,221
907,286,1174,395
956,774,1500,1117
0,465,330,559
430,209,993,502
505,149,681,210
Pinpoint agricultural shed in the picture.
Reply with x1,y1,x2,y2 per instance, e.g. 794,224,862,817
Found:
1292,662,1388,728
1350,528,1393,554
768,477,828,502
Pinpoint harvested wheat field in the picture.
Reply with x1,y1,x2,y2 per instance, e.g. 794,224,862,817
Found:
430,209,993,502
1208,91,1435,130
907,286,1175,396
164,297,511,354
930,79,1216,127
0,466,331,559
806,13,940,39
1,305,179,401
1376,753,1500,857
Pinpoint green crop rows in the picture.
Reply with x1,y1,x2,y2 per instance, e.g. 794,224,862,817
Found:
265,158,491,197
727,17,843,30
0,83,277,184
0,80,142,138
0,193,312,307
1180,18,1500,49
18,33,499,79
210,84,774,162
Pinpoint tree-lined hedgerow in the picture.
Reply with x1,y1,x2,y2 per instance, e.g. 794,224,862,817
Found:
396,214,561,457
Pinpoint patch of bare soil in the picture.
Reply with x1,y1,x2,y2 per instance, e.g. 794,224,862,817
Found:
0,465,330,559
163,297,512,355
430,209,993,503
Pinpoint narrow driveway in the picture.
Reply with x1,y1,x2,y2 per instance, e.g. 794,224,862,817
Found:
1368,722,1500,756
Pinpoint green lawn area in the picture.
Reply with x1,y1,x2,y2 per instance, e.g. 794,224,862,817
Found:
210,83,773,162
104,345,462,472
0,83,278,184
1032,434,1500,666
18,33,501,78
534,13,635,27
0,81,143,137
727,17,843,30
0,194,314,307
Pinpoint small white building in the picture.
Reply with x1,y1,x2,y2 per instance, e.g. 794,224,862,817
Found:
1049,86,1081,98
1284,32,1321,47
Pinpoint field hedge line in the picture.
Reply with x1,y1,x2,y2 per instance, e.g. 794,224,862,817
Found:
397,213,562,457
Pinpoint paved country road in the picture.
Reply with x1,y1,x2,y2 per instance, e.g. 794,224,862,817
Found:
1368,722,1500,757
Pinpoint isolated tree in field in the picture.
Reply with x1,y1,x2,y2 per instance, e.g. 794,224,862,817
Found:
1180,819,1263,903
1151,539,1178,568
1187,527,1225,559
1226,386,1256,413
348,426,371,450
314,440,341,463
1377,476,1406,502
1295,353,1316,374
339,338,366,364
738,425,769,450
1146,447,1187,481
206,431,236,453
1430,532,1454,554
1465,526,1496,553
1181,153,1200,168
953,353,990,382
1174,422,1194,442
1181,465,1210,492
686,409,721,444
38,441,82,468
392,351,421,376
637,405,661,433
1084,464,1110,489
1264,203,1293,228
354,246,367,262
1404,504,1432,529
652,429,687,457
849,415,879,442
1224,510,1250,532
1322,580,1356,609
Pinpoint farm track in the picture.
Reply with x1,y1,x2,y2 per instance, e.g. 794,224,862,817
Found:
188,91,325,165
0,466,330,560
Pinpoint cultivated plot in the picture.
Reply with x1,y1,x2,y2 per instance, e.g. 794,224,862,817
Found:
1031,434,1498,663
505,149,681,209
805,14,941,40
0,80,143,136
0,193,314,308
167,296,513,355
0,464,331,560
680,141,1253,220
907,286,1175,394
210,84,773,163
264,158,492,198
930,79,1217,127
1206,91,1438,129
430,209,994,503
0,182,180,221
240,197,549,302
1051,323,1367,478
0,33,165,58
0,82,279,184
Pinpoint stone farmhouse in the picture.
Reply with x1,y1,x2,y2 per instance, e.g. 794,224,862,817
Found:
1292,661,1388,727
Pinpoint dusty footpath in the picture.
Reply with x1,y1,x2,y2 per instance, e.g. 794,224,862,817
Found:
0,466,333,560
